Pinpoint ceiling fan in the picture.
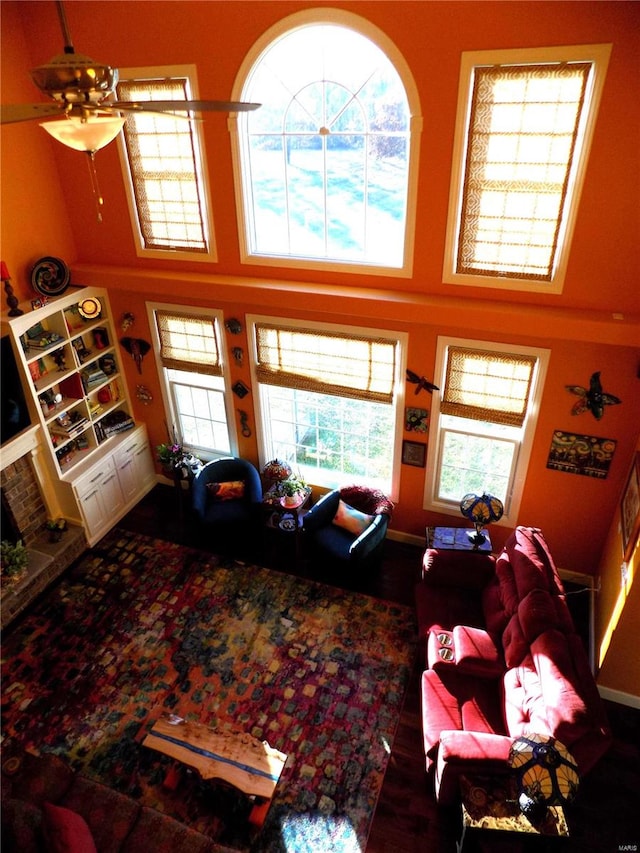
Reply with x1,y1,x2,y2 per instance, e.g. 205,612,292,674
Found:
1,0,260,217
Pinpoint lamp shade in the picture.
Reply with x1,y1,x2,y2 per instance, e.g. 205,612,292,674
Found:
459,492,504,543
509,734,580,810
262,459,292,483
40,114,125,152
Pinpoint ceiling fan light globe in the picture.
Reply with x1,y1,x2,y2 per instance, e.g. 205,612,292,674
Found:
40,113,125,152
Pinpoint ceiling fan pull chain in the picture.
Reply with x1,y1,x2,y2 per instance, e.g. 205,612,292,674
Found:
85,151,104,223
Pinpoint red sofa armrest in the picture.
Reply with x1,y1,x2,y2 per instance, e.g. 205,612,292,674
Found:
435,730,513,805
422,548,495,590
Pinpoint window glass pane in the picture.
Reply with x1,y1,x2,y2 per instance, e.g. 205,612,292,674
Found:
167,370,230,455
240,24,411,268
261,385,394,492
438,427,516,505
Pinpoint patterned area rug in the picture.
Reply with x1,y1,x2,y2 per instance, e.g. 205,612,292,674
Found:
1,528,416,852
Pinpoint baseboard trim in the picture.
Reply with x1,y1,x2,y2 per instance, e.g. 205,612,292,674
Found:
597,686,640,709
386,529,424,548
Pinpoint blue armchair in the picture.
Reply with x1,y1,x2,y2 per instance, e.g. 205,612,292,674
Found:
191,457,263,556
302,485,394,571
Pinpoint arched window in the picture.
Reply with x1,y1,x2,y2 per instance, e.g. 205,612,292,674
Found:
230,11,421,277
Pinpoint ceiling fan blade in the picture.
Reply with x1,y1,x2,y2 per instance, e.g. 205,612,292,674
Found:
1,103,64,125
111,99,261,115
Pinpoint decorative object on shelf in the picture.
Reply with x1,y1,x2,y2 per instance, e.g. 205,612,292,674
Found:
0,539,28,586
120,312,135,331
120,336,150,373
136,385,153,405
45,518,67,543
231,346,244,365
30,256,70,297
232,380,249,398
405,406,428,433
77,296,102,320
546,430,616,480
31,296,49,310
1,261,24,316
225,317,242,334
156,441,201,480
459,492,504,545
509,734,579,825
238,409,252,437
566,371,621,420
262,459,292,485
406,368,439,395
402,439,426,467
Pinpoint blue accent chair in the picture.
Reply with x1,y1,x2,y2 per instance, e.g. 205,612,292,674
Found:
302,485,394,571
191,457,263,556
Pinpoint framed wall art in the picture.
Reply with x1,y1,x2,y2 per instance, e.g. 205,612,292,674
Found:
546,430,616,479
402,439,426,468
621,452,640,560
405,407,428,433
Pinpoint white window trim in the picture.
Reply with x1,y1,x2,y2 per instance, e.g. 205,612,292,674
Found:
424,337,550,525
146,302,237,457
442,44,611,294
117,65,218,263
247,313,408,501
228,9,423,279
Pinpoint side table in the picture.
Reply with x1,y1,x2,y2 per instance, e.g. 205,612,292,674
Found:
457,773,568,852
262,485,312,568
427,526,493,553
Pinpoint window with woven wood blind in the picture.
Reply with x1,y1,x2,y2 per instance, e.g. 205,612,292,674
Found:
155,311,222,376
250,316,406,495
117,68,214,259
424,337,549,521
149,303,232,458
440,347,537,427
254,323,397,404
444,45,611,293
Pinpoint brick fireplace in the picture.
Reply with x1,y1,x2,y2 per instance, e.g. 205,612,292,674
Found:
1,427,86,629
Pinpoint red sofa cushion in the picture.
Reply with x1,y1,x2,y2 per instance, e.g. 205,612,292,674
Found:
422,548,495,590
532,629,591,748
453,625,504,677
518,588,574,643
501,613,529,668
503,660,551,738
421,669,463,769
43,802,97,853
61,775,140,853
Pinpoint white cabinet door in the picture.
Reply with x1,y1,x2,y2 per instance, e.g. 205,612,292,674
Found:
74,458,125,543
114,429,155,503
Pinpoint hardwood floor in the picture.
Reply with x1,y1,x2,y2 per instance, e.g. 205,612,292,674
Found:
117,485,640,852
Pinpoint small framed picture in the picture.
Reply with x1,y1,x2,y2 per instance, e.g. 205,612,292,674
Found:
402,439,426,468
621,452,640,561
405,407,428,433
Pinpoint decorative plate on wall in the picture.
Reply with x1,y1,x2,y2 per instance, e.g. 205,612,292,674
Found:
78,297,102,320
30,256,70,297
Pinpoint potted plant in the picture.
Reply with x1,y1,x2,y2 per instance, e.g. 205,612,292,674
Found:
1,539,29,586
45,518,67,542
280,474,307,508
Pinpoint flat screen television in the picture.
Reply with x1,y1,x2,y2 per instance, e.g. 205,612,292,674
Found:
1,334,32,445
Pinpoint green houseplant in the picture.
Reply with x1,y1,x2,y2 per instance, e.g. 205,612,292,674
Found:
45,518,68,542
1,539,29,585
280,474,308,507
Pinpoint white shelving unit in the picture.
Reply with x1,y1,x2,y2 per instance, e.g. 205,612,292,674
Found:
6,286,156,543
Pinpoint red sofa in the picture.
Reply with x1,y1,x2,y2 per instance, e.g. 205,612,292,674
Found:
415,526,611,805
1,749,235,853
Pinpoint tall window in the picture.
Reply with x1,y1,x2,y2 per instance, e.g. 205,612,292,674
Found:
117,67,216,261
148,304,233,458
249,316,407,495
424,338,549,522
443,44,611,293
231,11,421,277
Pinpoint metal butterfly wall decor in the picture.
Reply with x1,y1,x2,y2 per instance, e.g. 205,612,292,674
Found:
407,369,439,395
566,371,622,420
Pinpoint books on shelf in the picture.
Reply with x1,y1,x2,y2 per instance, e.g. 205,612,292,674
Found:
81,367,108,391
95,410,135,442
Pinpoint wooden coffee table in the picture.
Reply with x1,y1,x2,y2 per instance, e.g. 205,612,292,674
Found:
143,716,288,826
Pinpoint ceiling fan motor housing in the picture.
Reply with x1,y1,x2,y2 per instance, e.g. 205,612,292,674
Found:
31,52,118,104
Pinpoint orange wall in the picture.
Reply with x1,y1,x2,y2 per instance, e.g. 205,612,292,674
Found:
1,4,639,598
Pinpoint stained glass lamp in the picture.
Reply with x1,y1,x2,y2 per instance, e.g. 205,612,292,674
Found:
509,734,580,824
459,492,504,544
